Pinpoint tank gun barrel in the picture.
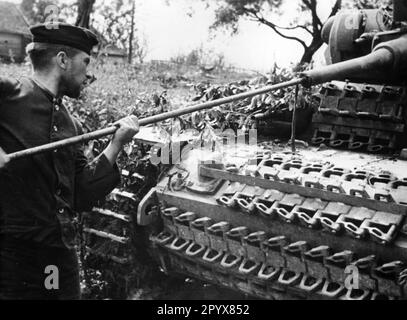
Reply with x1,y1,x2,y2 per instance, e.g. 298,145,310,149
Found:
301,34,407,87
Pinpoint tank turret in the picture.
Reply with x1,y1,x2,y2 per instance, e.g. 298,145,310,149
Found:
302,1,407,86
298,0,407,153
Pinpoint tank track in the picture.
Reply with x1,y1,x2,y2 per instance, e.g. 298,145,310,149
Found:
138,146,407,300
82,141,407,299
311,81,407,152
152,234,405,300
79,140,167,299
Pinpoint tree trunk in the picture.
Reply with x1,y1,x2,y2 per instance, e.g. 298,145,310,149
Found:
128,1,136,64
75,0,95,29
300,36,324,64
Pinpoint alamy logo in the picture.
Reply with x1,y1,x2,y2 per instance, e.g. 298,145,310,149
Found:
344,14,359,30
150,129,258,165
44,5,60,29
344,265,360,290
44,265,59,290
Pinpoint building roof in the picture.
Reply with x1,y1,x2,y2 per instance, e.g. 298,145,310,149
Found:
0,1,30,36
102,45,127,58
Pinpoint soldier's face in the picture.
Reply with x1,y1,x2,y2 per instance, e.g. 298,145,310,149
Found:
64,51,91,98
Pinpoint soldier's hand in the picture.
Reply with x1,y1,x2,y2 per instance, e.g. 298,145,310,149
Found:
0,147,9,169
112,115,140,147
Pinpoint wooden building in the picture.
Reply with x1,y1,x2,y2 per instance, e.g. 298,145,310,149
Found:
99,45,128,64
0,1,31,62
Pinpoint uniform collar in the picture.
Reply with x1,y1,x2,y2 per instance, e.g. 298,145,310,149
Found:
30,77,62,106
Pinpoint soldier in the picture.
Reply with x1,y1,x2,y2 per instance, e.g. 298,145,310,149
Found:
0,23,139,299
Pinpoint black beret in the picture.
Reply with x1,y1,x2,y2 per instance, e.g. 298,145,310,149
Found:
29,23,98,55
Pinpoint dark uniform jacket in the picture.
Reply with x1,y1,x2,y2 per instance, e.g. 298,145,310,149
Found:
0,76,120,249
